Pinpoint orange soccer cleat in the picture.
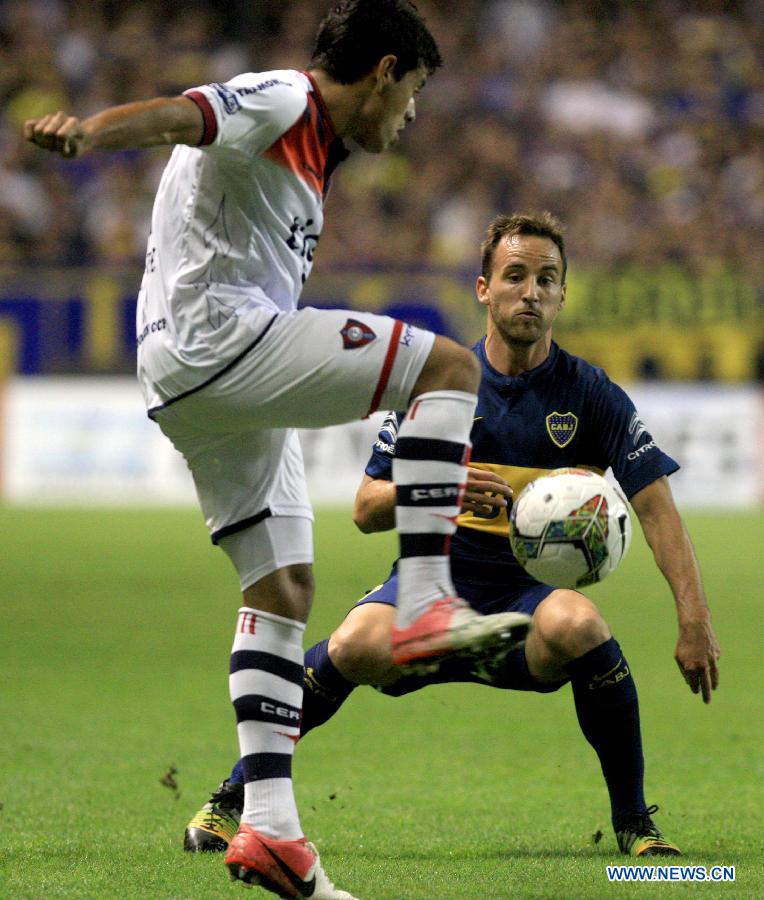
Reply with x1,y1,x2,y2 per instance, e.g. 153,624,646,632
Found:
391,597,531,672
225,823,358,899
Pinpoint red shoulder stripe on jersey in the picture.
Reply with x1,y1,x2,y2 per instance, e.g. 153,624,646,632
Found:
365,320,404,419
184,90,218,146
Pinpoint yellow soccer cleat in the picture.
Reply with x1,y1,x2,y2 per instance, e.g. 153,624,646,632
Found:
615,804,681,857
183,779,243,853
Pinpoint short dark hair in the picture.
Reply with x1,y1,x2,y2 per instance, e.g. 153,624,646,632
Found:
311,0,442,84
480,212,567,283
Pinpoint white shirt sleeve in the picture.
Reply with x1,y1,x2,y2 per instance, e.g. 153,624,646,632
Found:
184,70,307,158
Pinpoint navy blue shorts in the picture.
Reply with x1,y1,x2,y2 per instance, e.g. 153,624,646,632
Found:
356,570,566,696
357,569,554,618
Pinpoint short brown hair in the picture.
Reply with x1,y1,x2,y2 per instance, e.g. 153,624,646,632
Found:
480,212,567,282
311,0,442,84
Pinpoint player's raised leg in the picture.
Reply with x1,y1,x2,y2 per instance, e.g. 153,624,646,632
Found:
390,336,532,668
183,309,531,674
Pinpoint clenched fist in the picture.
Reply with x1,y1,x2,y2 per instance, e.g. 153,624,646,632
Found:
24,112,87,158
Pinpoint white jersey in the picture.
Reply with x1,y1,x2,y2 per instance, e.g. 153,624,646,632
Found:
136,69,348,407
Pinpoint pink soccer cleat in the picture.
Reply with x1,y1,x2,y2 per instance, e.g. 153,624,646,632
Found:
225,823,358,899
391,597,531,672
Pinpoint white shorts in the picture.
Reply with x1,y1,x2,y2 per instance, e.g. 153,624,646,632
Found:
147,306,433,586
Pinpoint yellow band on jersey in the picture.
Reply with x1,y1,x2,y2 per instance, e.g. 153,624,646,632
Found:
459,462,605,539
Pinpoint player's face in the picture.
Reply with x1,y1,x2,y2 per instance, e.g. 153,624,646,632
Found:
476,234,566,348
352,65,426,153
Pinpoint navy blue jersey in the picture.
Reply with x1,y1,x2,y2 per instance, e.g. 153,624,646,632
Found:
365,339,679,587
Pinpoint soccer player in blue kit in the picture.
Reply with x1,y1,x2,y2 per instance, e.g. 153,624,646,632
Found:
186,212,721,859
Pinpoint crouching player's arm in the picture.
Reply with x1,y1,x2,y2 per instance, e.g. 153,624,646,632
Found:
630,476,720,703
353,468,513,533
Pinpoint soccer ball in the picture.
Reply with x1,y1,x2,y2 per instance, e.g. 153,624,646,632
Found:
509,468,632,588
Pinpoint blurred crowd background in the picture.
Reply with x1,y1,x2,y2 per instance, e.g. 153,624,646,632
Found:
0,0,763,380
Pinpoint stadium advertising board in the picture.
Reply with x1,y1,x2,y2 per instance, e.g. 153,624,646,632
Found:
1,265,762,383
0,379,760,508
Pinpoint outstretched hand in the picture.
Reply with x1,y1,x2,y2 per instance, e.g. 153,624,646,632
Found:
675,614,720,703
462,467,512,516
24,112,87,158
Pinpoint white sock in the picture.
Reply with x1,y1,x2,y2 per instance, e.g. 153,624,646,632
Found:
229,607,305,840
392,389,476,627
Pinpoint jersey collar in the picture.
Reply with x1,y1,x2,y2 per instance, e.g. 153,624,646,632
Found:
303,71,338,140
475,337,559,387
303,70,350,178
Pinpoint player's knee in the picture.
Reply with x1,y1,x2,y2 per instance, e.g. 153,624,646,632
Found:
329,611,394,684
242,564,315,623
285,564,315,605
411,336,480,398
535,591,610,661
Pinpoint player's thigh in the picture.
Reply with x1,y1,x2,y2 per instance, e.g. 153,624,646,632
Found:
180,307,435,429
332,599,395,656
410,333,480,396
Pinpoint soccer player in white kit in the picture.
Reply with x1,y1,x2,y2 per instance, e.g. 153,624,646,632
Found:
25,3,530,896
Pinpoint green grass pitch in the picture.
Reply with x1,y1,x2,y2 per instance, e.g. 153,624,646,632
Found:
1,504,762,898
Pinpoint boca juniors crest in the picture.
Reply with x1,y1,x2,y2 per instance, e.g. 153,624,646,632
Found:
340,318,376,349
546,411,579,448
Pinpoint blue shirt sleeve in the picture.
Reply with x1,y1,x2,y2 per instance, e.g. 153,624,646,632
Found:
589,378,679,498
364,410,405,481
